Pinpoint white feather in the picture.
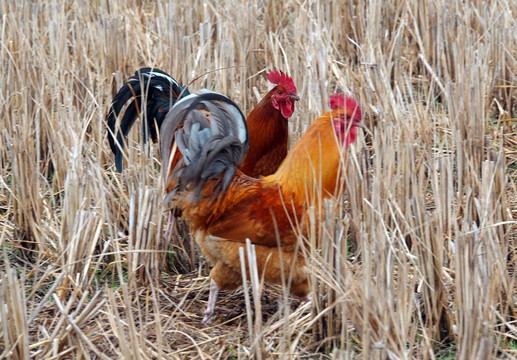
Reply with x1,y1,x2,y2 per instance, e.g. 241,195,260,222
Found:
144,71,179,87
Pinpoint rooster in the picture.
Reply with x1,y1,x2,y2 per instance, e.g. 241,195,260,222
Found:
161,90,363,324
239,69,299,177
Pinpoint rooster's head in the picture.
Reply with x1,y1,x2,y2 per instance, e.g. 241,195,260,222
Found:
329,93,363,148
267,69,299,119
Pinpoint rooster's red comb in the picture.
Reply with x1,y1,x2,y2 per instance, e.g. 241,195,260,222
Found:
267,69,297,94
330,94,362,121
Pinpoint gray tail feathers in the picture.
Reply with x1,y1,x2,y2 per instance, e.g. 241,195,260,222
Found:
160,90,248,204
107,68,190,172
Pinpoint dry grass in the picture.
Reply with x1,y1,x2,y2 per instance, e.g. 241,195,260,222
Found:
1,0,517,358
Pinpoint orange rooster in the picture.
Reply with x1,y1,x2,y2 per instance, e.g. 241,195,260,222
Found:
161,91,363,324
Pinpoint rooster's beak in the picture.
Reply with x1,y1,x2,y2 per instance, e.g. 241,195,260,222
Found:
291,94,300,101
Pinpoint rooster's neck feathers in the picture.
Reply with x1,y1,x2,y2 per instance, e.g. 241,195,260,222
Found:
246,95,289,150
238,90,289,177
262,112,342,199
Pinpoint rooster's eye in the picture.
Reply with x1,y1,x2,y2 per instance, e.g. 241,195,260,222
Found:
278,90,283,94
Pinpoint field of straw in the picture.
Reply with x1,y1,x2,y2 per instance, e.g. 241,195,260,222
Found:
1,0,517,358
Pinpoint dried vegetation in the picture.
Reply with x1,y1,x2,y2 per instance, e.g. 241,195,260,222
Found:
1,0,517,358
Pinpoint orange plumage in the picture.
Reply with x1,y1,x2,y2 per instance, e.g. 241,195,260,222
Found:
162,91,363,324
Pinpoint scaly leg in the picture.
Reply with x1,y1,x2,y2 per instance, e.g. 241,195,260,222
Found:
202,278,220,325
163,210,176,241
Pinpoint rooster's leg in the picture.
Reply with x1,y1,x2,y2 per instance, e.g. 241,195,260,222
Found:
163,210,176,241
202,278,220,325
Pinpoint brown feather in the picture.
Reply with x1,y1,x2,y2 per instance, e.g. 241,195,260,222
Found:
239,85,293,177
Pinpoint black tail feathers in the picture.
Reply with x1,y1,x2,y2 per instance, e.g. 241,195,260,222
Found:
107,68,190,172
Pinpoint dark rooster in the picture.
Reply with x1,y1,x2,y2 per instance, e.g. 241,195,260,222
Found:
239,69,299,177
162,90,363,324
